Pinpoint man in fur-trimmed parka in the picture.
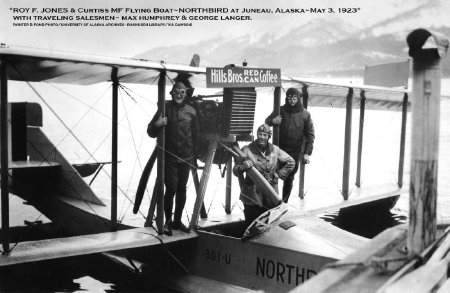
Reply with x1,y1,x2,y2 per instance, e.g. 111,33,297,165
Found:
265,87,315,203
233,124,295,226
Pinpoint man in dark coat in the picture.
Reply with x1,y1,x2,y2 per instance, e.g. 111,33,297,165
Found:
265,87,315,203
147,81,199,235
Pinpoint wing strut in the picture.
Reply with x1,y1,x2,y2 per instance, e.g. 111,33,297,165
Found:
155,71,166,234
355,90,366,188
189,140,217,230
1,59,10,254
342,88,354,200
299,85,309,199
111,67,119,231
398,93,409,188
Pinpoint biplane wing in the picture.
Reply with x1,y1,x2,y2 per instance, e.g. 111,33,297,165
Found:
1,44,411,113
0,227,197,267
281,76,409,111
0,45,210,259
0,44,207,86
281,60,410,111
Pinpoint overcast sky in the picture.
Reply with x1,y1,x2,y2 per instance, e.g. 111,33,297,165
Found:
0,0,417,58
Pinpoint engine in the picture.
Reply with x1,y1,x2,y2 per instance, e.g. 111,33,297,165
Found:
188,87,257,164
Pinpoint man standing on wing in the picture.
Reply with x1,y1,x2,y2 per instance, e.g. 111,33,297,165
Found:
147,81,199,235
265,87,315,203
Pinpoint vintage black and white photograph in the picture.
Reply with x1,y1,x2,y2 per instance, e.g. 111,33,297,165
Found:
1,0,450,292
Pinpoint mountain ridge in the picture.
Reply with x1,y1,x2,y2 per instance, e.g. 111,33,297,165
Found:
136,1,450,77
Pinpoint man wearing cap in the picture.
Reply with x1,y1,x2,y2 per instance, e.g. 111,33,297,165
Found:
147,81,199,235
233,124,295,226
265,87,315,203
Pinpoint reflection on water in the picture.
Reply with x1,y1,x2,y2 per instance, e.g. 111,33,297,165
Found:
321,196,408,238
0,254,173,292
74,276,114,292
322,208,407,239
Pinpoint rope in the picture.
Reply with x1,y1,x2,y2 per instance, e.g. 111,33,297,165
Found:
45,81,114,123
138,231,189,273
17,79,101,166
4,139,114,254
323,255,411,274
117,89,148,221
119,83,160,117
7,213,45,254
9,62,146,225
39,83,112,163
25,138,113,229
83,99,141,162
119,133,148,223
160,64,175,86
206,165,223,214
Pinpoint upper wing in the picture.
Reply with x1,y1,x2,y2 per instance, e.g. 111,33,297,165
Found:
1,44,409,111
0,44,206,87
282,76,409,111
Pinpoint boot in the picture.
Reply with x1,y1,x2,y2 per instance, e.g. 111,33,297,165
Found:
172,221,191,233
163,220,172,236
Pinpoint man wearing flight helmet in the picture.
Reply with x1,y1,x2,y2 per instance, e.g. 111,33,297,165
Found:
147,81,199,235
265,87,315,203
233,124,295,226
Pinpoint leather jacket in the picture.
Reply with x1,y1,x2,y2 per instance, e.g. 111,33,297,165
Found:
147,101,199,162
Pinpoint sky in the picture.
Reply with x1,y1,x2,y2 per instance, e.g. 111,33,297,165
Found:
0,0,416,58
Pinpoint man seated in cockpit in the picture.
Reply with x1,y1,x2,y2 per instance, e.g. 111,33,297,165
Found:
233,123,295,227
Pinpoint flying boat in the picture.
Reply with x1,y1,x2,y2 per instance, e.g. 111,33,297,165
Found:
0,43,414,291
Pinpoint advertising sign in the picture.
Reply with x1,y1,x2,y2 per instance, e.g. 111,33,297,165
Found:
206,67,281,88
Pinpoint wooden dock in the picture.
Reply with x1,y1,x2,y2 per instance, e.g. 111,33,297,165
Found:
293,27,450,293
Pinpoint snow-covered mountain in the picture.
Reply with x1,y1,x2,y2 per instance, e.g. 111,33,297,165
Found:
137,0,450,77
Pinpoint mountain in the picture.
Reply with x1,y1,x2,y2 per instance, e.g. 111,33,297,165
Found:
136,0,450,77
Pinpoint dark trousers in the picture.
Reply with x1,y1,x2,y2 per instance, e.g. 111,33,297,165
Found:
243,204,268,227
164,159,191,224
282,156,299,203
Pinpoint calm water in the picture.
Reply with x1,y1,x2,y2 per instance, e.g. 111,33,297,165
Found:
0,254,171,292
1,79,449,292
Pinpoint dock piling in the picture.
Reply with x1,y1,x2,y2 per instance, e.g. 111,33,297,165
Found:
407,29,449,256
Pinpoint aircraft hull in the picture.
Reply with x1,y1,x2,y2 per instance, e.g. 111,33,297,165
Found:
189,231,334,291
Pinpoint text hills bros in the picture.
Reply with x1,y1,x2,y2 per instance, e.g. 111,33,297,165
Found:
209,69,279,84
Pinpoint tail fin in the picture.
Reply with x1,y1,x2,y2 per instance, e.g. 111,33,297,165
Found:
190,54,200,67
175,54,201,90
